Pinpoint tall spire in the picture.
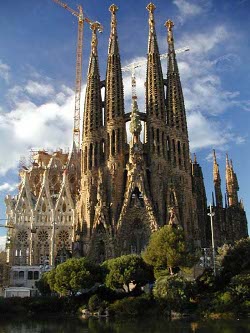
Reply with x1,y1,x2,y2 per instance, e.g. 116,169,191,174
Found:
165,20,187,132
105,4,124,123
83,23,103,138
226,154,239,206
213,150,223,207
146,3,166,158
105,4,126,159
165,20,179,73
82,23,104,174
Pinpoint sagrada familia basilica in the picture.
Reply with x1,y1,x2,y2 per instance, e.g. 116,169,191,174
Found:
5,4,248,268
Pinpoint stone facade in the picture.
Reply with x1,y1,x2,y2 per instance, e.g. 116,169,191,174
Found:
5,3,248,266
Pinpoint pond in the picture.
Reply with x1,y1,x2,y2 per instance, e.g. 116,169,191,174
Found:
0,317,249,333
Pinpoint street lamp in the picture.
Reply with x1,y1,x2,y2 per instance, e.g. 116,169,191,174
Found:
207,204,216,276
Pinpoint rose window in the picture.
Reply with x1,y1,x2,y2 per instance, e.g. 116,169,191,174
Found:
38,230,49,242
17,230,28,243
58,230,69,243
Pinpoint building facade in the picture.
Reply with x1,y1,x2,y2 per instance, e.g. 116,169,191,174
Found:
5,3,248,267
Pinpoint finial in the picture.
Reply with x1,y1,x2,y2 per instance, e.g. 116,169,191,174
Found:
147,3,156,33
109,4,118,35
226,153,229,167
90,22,99,55
146,2,156,13
193,153,197,164
164,19,174,31
109,4,118,13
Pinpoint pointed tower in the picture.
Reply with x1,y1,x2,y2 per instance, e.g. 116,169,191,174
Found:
105,4,126,225
164,19,198,243
79,23,104,248
145,3,167,225
165,20,189,170
213,150,223,208
146,3,167,157
191,154,207,246
225,154,248,241
226,154,239,207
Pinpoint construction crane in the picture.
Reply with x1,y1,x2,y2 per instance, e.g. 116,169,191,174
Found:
52,0,103,149
122,46,189,98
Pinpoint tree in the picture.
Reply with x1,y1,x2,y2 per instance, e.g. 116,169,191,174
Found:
221,238,250,281
102,254,154,292
47,257,101,296
153,275,195,313
35,271,52,296
142,225,189,275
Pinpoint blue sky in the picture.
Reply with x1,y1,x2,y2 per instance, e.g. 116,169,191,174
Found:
0,0,249,247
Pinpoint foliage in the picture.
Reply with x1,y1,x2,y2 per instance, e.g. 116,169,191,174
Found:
153,274,196,313
35,272,51,296
198,272,250,317
220,238,250,281
196,269,223,293
88,294,108,313
102,254,154,292
142,225,191,274
108,294,154,317
47,257,101,296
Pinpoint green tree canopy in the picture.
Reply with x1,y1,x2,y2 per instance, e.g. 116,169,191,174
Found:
102,254,153,292
153,275,196,313
47,257,101,296
142,225,189,275
221,238,250,281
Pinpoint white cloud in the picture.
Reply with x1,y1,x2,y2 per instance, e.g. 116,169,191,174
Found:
0,183,18,193
0,236,6,251
0,60,10,83
25,80,55,97
173,0,212,24
0,82,80,175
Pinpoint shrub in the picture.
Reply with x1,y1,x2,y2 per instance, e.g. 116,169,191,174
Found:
108,294,154,317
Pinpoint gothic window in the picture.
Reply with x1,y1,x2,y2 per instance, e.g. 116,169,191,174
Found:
167,136,171,161
58,230,69,243
62,202,67,213
94,142,98,167
38,230,49,243
117,128,121,153
89,144,93,170
177,141,182,169
17,230,28,243
130,218,145,254
130,187,144,207
42,202,46,212
111,130,115,156
84,147,87,174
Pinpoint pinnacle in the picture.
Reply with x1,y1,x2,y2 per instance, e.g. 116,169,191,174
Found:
165,19,174,31
109,4,118,13
146,2,156,13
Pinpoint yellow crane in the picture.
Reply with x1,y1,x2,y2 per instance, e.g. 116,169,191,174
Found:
52,0,103,149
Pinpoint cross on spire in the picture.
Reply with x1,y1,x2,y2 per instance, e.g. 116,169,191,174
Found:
165,19,174,31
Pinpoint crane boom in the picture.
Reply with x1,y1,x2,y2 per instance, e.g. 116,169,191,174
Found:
52,0,103,149
121,46,189,104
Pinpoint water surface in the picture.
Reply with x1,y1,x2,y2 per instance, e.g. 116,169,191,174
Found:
0,317,249,333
